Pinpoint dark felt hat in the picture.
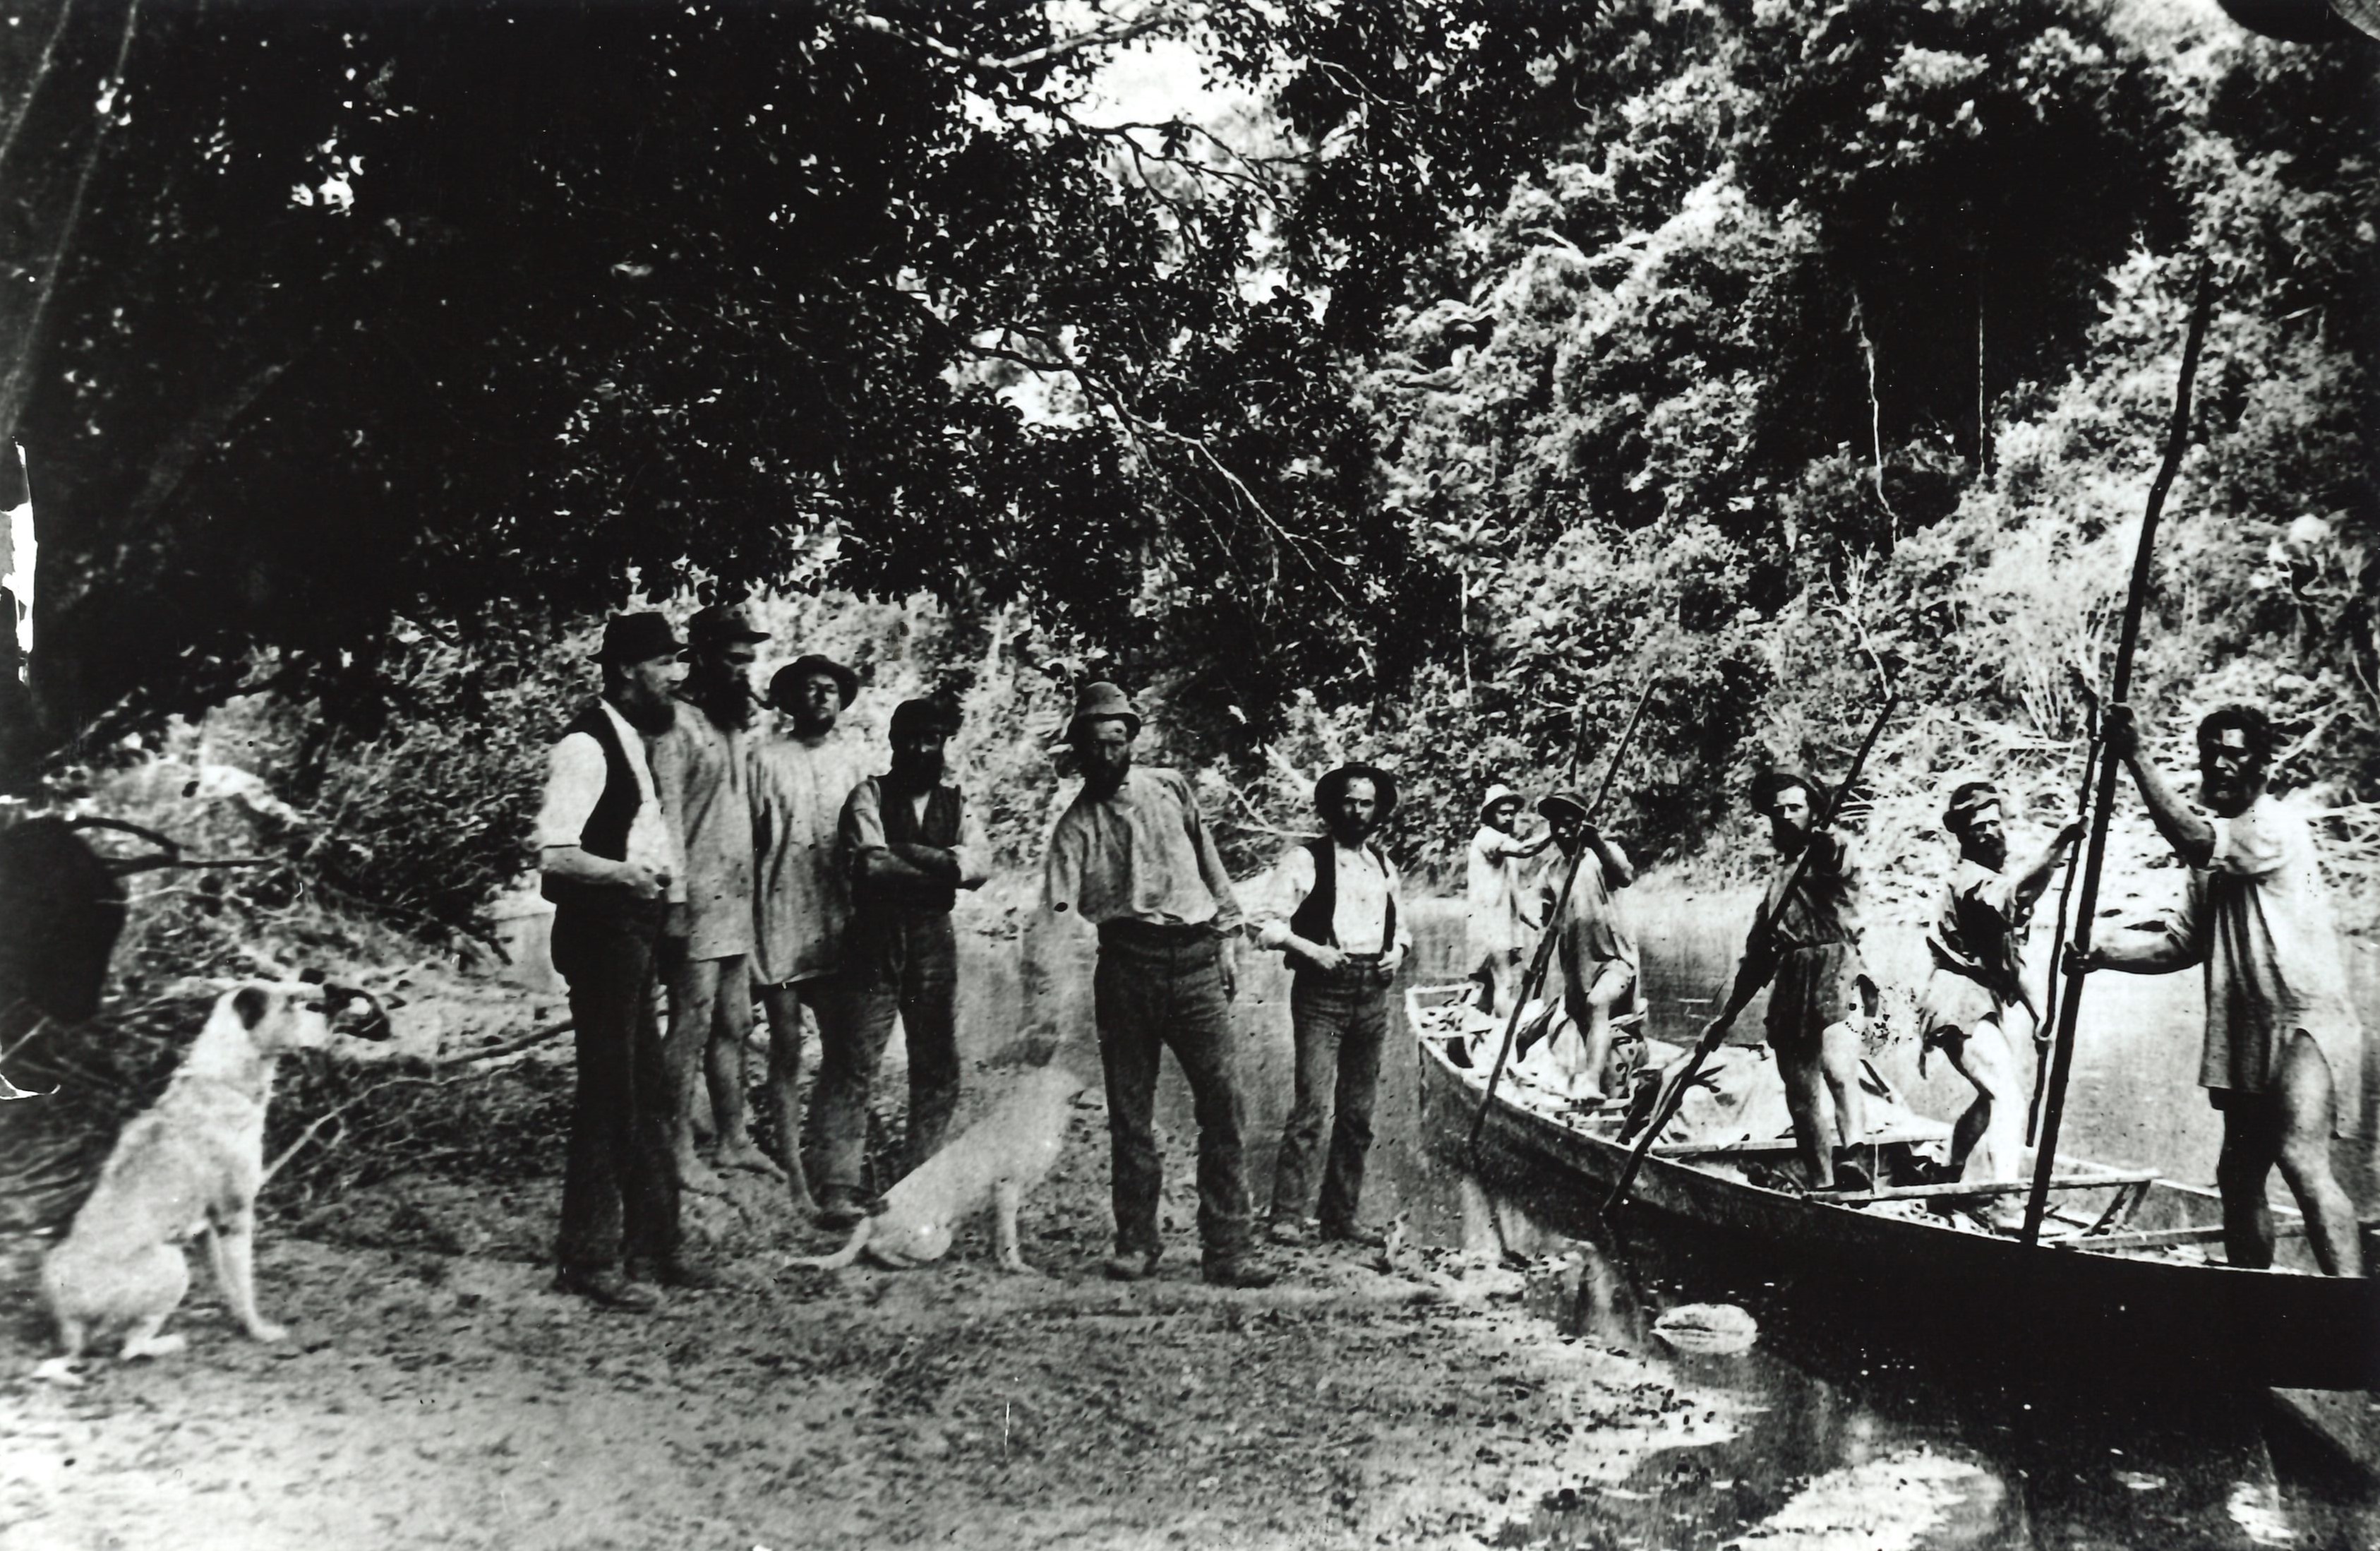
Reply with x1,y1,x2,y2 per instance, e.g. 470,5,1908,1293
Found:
1066,681,1141,740
768,654,858,709
1537,788,1592,822
889,697,956,741
686,601,770,645
1316,762,1398,820
593,612,683,665
1749,768,1823,818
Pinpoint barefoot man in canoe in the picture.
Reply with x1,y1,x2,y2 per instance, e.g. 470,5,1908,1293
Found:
2074,702,2364,1276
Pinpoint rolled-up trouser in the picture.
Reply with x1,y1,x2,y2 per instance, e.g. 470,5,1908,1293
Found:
553,893,680,1272
1094,920,1254,1265
816,909,960,1196
1270,959,1390,1234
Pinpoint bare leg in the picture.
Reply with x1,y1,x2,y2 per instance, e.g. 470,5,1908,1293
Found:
662,948,724,1194
757,982,817,1211
206,1216,287,1342
1819,1018,1866,1150
709,957,781,1178
1945,1020,2021,1182
1774,1036,1838,1190
2273,1033,2364,1278
2215,1101,2280,1271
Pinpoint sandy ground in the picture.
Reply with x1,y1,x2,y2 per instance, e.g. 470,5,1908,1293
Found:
0,1082,1740,1551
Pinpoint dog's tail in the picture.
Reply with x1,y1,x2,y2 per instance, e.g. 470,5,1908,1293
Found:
786,1218,872,1272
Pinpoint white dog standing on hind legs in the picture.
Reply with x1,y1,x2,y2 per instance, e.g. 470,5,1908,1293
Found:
35,978,389,1383
789,1060,1087,1274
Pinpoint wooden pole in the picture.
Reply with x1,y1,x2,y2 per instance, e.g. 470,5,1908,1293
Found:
1603,688,1899,1214
2021,258,2213,1246
2029,678,2098,1146
1467,673,1656,1163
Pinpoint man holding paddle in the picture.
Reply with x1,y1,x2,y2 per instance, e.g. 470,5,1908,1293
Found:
1702,769,1878,1192
2073,702,2364,1276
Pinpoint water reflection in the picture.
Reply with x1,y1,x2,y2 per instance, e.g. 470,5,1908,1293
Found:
1451,1177,2374,1551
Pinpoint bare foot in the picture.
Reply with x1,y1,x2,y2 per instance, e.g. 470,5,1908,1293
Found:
716,1143,786,1182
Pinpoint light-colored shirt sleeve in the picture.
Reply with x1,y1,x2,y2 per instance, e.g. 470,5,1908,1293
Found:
953,796,991,888
1182,776,1244,932
1387,856,1414,954
841,777,887,858
536,732,607,856
2096,879,2205,973
1041,811,1084,917
1251,844,1318,950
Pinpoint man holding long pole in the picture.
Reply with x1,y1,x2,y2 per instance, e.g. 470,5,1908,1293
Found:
1517,790,1640,1104
2072,703,2364,1276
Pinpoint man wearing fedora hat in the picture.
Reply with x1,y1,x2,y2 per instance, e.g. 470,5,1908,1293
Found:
650,601,774,1194
534,613,711,1309
1520,789,1643,1103
748,653,868,1214
1466,784,1553,1015
1250,761,1412,1249
1041,681,1276,1288
815,696,989,1226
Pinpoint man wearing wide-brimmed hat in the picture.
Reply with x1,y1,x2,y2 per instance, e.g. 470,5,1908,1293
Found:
650,601,774,1196
1040,681,1277,1288
1250,761,1412,1249
534,613,713,1310
1698,768,1877,1191
748,652,867,1214
1519,789,1643,1103
1465,783,1553,1015
815,696,989,1226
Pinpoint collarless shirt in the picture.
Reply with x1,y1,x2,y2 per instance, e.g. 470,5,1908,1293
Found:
648,702,755,959
750,731,867,985
1042,765,1243,931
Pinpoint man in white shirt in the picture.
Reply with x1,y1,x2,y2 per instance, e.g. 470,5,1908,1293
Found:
1467,784,1551,1014
2078,702,2364,1276
749,654,867,1214
535,613,717,1310
815,698,990,1226
1252,762,1412,1249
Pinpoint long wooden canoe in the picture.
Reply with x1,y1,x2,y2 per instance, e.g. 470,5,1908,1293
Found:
1410,985,2380,1391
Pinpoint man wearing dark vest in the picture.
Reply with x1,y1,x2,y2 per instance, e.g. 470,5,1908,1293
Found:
534,613,717,1310
814,697,988,1226
1252,762,1411,1250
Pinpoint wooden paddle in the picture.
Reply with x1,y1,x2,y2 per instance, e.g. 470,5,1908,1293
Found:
2022,256,2215,1246
1601,688,1899,1215
1466,673,1657,1164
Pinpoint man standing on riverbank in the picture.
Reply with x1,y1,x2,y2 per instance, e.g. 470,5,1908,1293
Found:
1698,770,1875,1192
536,613,715,1309
813,697,988,1226
1520,789,1641,1103
1916,781,2080,1213
651,603,774,1195
2075,703,2364,1276
1251,762,1411,1250
1467,784,1551,1016
1041,681,1277,1288
749,654,867,1215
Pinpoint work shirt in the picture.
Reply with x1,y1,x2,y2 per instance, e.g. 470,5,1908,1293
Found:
1042,766,1243,931
534,700,682,895
1917,858,2041,1037
1534,844,1635,970
649,702,755,959
2098,794,2362,1122
1251,840,1414,957
1748,832,1864,962
749,732,867,986
841,777,992,892
1466,825,1538,960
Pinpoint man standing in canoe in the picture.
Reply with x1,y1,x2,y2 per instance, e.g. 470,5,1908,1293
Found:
1040,681,1277,1288
1517,789,1642,1103
1700,770,1877,1192
1465,784,1551,1016
2075,703,2364,1276
1916,780,2081,1214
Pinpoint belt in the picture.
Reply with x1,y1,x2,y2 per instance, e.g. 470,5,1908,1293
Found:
1098,918,1222,948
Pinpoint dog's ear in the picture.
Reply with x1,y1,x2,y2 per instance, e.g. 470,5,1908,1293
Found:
232,985,273,1029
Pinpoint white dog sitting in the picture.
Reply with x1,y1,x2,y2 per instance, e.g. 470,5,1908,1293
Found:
36,978,387,1382
790,1062,1087,1274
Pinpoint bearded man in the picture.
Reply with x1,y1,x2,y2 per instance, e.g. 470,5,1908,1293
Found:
813,697,988,1226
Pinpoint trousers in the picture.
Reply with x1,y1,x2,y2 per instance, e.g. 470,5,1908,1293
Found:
1269,963,1390,1233
1093,921,1254,1264
815,909,961,1195
553,894,680,1271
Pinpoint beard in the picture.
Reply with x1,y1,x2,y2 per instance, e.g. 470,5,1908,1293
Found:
889,750,946,791
683,666,755,731
617,695,676,738
1966,834,2009,871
